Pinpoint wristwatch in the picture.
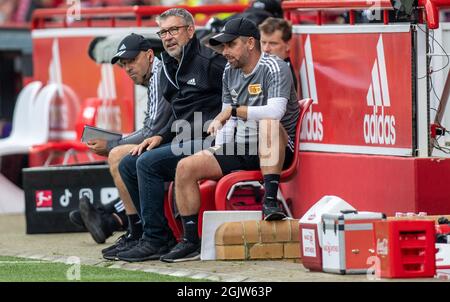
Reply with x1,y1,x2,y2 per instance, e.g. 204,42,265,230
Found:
231,103,240,117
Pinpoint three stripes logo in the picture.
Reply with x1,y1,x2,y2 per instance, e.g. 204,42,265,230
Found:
299,35,323,142
187,78,196,86
363,35,396,145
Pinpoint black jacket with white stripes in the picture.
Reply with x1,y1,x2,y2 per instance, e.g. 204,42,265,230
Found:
158,34,226,144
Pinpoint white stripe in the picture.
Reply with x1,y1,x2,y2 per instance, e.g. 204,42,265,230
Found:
288,140,295,152
366,84,374,106
262,55,280,72
146,78,155,129
260,58,277,95
261,57,280,73
292,24,411,34
114,202,125,212
300,61,310,99
149,59,160,130
262,57,281,95
377,36,390,107
371,60,383,107
160,53,179,90
300,143,412,156
114,50,126,58
260,59,276,75
262,57,280,96
264,61,279,96
304,35,318,103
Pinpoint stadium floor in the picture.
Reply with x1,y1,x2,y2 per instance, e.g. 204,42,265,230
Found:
0,214,440,282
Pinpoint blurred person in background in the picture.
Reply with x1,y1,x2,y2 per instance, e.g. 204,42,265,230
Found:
259,17,297,91
0,0,15,24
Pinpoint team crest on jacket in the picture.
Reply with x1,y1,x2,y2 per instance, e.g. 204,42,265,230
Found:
248,84,262,95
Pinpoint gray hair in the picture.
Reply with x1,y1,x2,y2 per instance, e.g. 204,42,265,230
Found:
156,8,194,26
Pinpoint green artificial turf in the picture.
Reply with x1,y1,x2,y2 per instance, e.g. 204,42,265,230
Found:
0,256,206,282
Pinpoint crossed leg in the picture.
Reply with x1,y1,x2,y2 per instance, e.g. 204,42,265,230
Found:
107,144,138,215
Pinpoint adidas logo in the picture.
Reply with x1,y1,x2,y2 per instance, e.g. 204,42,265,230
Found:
119,44,126,51
300,36,317,105
363,35,396,145
299,35,323,142
230,89,238,102
187,78,196,86
115,50,126,57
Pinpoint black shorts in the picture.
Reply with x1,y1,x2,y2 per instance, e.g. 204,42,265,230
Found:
211,142,294,176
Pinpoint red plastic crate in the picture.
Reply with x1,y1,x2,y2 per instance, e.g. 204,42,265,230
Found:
373,220,436,278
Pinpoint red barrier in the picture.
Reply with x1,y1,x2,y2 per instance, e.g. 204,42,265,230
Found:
283,0,450,28
283,0,393,10
31,4,247,29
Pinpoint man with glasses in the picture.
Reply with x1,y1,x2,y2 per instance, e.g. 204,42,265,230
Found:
79,33,171,260
116,8,226,262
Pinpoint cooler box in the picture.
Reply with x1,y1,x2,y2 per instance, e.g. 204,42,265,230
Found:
299,195,356,271
373,220,436,278
322,211,386,274
23,163,117,234
436,243,450,279
436,243,450,270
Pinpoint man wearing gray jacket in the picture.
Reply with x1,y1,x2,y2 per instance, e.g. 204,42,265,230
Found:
81,34,171,260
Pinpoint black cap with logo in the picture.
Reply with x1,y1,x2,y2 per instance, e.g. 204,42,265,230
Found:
209,17,260,46
111,33,152,64
248,0,283,18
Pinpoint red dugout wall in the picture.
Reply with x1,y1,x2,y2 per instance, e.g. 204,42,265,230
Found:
281,0,450,217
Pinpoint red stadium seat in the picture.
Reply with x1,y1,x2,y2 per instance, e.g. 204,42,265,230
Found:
165,99,313,240
29,97,104,166
214,98,313,214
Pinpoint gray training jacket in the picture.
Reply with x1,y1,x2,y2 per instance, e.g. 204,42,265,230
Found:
106,57,171,151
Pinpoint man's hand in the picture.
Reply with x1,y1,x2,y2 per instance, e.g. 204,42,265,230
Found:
86,139,109,156
208,106,232,136
130,135,163,156
207,119,223,136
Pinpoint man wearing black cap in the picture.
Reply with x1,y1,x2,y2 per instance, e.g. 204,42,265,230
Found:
80,33,171,260
160,17,299,263
116,8,226,262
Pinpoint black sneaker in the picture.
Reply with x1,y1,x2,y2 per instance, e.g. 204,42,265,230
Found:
263,199,287,221
116,239,175,262
160,239,201,263
69,210,86,230
79,196,117,244
102,232,139,261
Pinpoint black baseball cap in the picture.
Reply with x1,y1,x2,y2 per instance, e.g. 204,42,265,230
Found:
209,17,260,46
247,0,283,18
111,33,152,64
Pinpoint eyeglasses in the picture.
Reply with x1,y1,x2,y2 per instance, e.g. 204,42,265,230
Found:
156,25,189,38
